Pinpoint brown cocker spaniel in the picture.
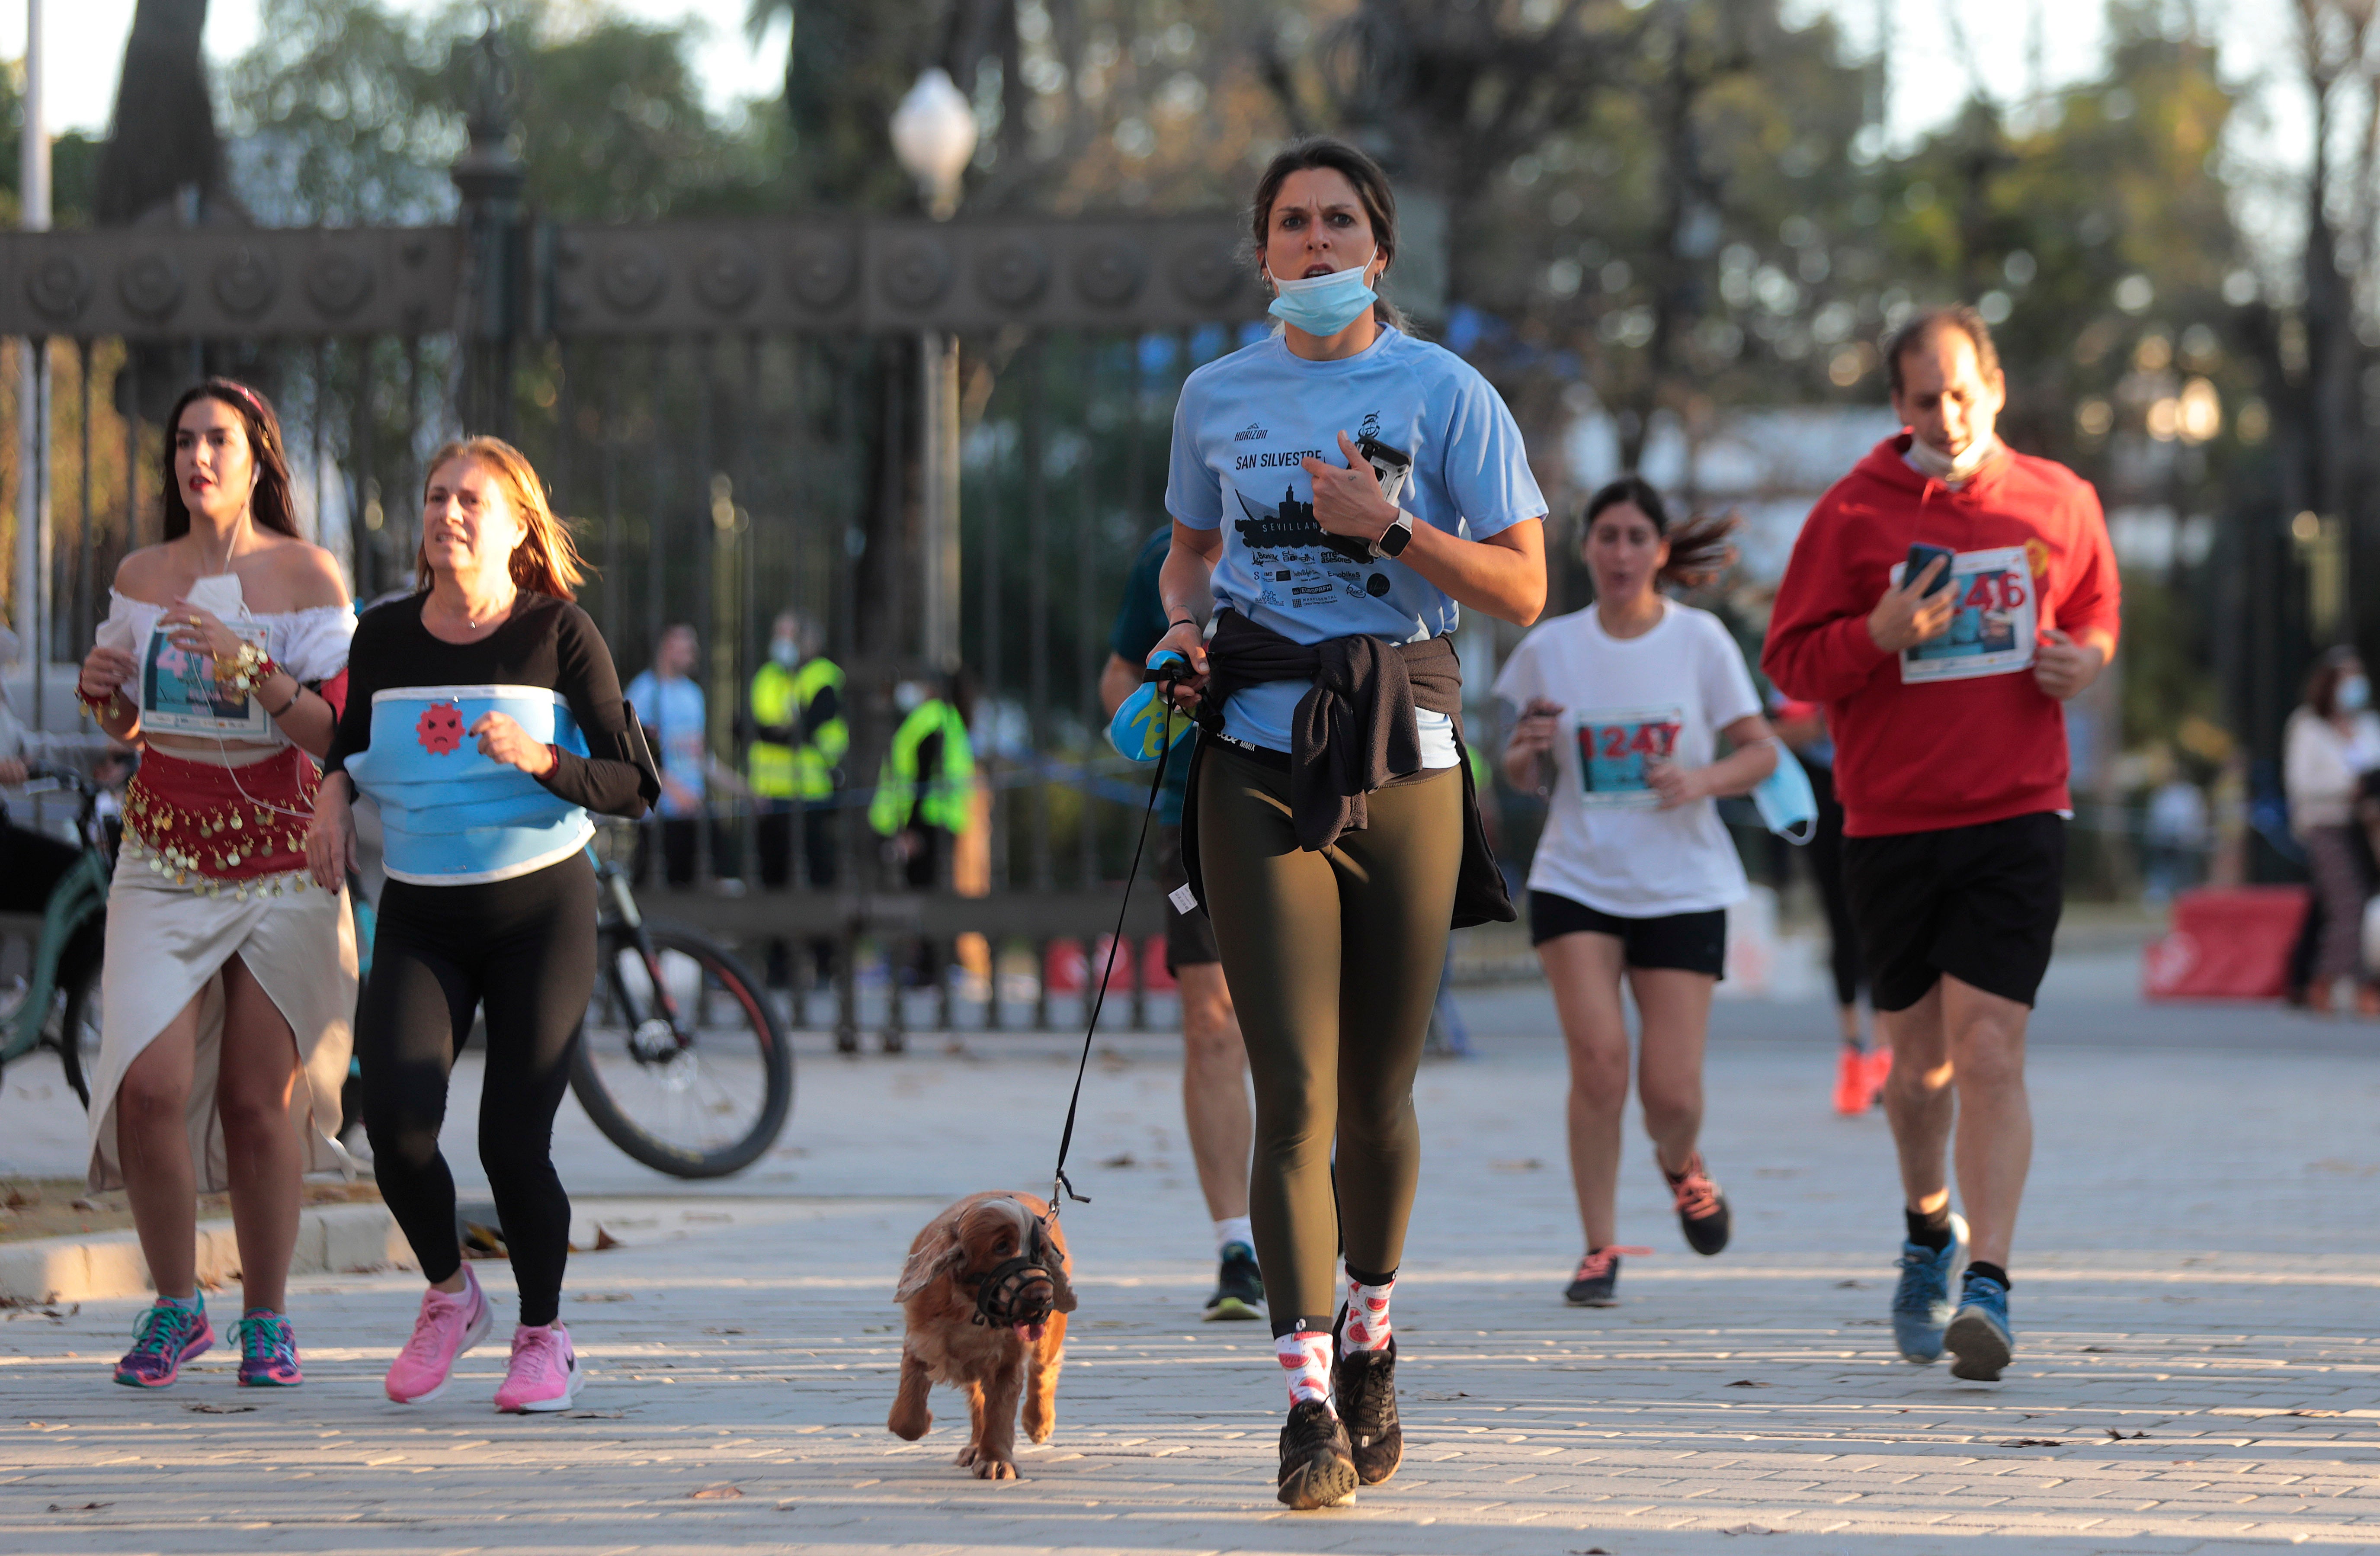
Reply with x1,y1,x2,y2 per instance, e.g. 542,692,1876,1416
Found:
887,1191,1077,1480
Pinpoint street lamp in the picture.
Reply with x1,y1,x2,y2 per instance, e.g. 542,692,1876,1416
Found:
890,67,977,221
890,69,977,677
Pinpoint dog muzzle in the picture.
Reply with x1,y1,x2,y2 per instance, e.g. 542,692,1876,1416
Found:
967,1254,1058,1332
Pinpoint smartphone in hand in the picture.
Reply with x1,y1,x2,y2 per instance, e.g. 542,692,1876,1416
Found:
1905,542,1957,597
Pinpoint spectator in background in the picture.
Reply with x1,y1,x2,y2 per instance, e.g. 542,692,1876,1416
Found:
747,611,847,891
869,676,975,891
627,623,740,887
2284,646,2380,1017
2140,769,2210,904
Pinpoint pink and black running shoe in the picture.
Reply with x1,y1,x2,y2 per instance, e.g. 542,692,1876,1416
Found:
235,1309,303,1387
114,1299,214,1389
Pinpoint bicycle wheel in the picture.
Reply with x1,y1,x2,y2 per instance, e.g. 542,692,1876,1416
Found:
570,922,794,1177
54,958,99,1109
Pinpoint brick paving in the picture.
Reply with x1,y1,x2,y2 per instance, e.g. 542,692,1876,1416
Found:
3,952,2378,1553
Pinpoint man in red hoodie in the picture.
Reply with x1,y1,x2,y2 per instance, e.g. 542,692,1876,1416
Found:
1762,305,2118,1383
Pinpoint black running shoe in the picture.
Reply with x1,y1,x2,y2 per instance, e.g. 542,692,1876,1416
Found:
1329,1308,1401,1485
1276,1398,1358,1508
1563,1247,1626,1306
1664,1151,1731,1256
1204,1242,1265,1322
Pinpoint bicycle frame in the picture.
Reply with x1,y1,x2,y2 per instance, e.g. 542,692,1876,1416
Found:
4,779,112,1066
589,847,693,1056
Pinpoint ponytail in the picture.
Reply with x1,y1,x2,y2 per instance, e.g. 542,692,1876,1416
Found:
1581,475,1739,590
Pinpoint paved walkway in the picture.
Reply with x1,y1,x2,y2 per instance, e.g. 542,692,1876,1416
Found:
4,953,2379,1553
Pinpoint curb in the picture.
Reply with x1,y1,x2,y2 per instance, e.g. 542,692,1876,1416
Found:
0,1203,410,1304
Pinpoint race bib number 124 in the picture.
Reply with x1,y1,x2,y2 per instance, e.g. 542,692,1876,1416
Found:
1573,705,1683,808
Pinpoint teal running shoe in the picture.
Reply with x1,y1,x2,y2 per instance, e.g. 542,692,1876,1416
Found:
235,1309,303,1387
1945,1273,2014,1382
1889,1211,1967,1364
1108,650,1195,763
115,1299,213,1388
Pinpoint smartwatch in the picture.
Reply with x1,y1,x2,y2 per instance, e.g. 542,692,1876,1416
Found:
1372,512,1415,559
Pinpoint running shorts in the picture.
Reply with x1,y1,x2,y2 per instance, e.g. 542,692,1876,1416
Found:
1528,890,1727,978
1157,824,1220,972
1841,811,2066,1012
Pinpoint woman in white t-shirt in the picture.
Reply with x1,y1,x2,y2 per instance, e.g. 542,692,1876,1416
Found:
1494,476,1777,1309
2283,646,2380,1014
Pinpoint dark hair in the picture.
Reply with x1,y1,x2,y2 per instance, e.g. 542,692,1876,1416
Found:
2306,644,2364,720
1883,305,2002,397
162,379,300,541
1582,475,1739,589
1248,137,1407,332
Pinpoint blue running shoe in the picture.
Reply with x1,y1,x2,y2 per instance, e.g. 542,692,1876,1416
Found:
1889,1211,1967,1364
1945,1273,2014,1382
1108,650,1195,763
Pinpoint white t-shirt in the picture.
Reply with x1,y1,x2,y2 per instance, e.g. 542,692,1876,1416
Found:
1491,600,1763,917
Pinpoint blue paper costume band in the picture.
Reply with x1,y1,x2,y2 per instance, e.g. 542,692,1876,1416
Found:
344,683,595,885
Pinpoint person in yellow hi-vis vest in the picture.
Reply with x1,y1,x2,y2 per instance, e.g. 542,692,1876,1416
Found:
748,612,847,890
868,677,975,890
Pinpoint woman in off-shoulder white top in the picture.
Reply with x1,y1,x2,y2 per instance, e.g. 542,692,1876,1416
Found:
73,379,358,1391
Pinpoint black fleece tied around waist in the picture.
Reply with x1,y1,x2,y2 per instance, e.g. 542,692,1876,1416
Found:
1176,609,1515,929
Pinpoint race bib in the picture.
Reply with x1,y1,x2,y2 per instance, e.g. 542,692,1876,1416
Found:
1572,705,1683,808
1892,545,2038,683
138,619,272,738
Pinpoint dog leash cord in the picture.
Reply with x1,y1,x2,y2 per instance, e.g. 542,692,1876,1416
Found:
1051,693,1178,1214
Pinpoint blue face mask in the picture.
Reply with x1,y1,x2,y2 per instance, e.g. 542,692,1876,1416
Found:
1267,250,1379,337
2342,674,2370,712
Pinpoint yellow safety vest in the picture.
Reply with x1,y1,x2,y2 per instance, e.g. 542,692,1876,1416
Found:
869,699,975,836
748,658,847,801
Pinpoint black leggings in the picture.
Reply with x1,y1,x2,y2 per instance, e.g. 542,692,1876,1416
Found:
1195,744,1463,1334
1803,760,1865,1012
358,853,597,1327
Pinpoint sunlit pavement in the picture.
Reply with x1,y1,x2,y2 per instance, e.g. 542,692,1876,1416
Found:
6,948,2380,1553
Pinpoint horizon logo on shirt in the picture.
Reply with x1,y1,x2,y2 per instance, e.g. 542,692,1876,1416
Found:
1235,421,1270,442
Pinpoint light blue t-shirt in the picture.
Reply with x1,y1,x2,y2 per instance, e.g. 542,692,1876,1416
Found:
1164,327,1545,760
624,669,707,817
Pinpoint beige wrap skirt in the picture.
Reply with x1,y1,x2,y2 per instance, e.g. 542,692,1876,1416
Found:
85,847,358,1193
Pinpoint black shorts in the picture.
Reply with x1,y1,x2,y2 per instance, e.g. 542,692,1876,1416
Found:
1157,825,1219,972
1528,890,1727,978
1842,812,2066,1012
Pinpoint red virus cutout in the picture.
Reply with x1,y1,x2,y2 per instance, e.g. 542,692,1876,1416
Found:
415,701,465,756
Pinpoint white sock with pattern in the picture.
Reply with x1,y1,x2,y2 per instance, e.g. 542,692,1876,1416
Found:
1276,1328,1333,1408
1342,1276,1394,1353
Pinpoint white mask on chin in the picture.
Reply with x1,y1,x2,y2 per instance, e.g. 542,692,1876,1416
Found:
1905,433,1999,486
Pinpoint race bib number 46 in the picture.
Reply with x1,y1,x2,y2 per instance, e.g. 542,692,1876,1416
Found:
1573,705,1683,808
1891,544,2039,683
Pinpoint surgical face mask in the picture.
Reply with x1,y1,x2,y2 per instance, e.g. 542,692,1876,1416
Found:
1904,433,1998,485
1266,249,1380,337
770,637,799,668
2340,674,2370,712
895,680,926,713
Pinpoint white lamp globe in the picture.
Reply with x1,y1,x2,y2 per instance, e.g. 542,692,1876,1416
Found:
891,68,978,218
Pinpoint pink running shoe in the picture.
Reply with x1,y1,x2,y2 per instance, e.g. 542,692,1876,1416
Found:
385,1266,491,1404
494,1322,581,1413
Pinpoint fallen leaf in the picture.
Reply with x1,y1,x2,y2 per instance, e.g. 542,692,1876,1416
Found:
47,1502,109,1512
2001,1438,2063,1448
575,1292,634,1304
2079,1345,2112,1353
1099,1153,1137,1168
704,1327,748,1335
2106,1428,2149,1440
2287,1409,2341,1418
1721,1525,1774,1537
1570,1549,1612,1555
1724,1379,1771,1388
690,1484,744,1500
185,1403,256,1414
1489,1158,1544,1171
559,1410,626,1419
1833,1280,1867,1289
593,1226,625,1251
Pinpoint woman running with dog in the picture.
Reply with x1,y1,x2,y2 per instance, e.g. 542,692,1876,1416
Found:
1153,137,1547,1508
306,436,655,1413
1493,476,1777,1310
77,379,358,1391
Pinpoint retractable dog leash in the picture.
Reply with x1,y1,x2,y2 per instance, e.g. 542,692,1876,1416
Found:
1048,649,1190,1217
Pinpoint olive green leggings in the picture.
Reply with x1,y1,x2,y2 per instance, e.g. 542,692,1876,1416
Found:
1195,744,1464,1331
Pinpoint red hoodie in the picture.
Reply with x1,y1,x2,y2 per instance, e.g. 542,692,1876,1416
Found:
1761,433,2119,837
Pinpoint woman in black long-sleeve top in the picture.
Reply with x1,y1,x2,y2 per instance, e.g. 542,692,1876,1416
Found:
306,436,656,1414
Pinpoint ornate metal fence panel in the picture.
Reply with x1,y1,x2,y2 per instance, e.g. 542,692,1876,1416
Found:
7,211,1267,1046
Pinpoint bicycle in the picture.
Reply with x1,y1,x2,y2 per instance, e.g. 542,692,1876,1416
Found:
0,766,113,1107
567,847,795,1177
